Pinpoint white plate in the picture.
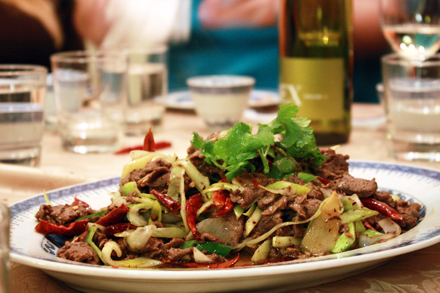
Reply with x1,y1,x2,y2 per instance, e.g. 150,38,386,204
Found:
164,89,280,110
9,161,440,293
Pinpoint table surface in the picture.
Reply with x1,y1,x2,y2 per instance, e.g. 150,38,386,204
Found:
1,103,439,293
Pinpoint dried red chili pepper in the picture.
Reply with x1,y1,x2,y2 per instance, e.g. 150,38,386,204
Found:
114,142,172,155
35,219,88,236
317,177,331,185
212,190,228,209
215,197,234,217
150,190,181,212
363,221,378,231
220,176,228,183
71,195,91,209
186,193,203,240
143,128,156,152
176,254,240,269
95,204,130,226
360,198,403,221
104,223,138,237
253,179,260,187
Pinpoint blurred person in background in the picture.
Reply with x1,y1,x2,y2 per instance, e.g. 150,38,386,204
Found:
0,0,83,69
0,0,390,103
76,0,389,103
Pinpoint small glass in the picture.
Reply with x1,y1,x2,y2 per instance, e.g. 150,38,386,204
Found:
0,65,47,167
51,50,128,153
187,75,255,131
0,203,10,293
381,53,440,162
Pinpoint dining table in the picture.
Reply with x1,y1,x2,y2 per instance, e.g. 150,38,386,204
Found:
1,102,439,293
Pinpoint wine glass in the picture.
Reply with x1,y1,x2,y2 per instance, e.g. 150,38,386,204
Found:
379,0,440,61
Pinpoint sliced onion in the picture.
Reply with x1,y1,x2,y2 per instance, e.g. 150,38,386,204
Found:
251,238,272,264
319,187,333,198
350,194,363,209
124,225,156,252
193,247,212,263
175,159,210,192
127,202,155,226
378,218,402,236
152,227,186,238
102,240,162,267
102,240,122,265
167,166,184,203
197,217,236,246
358,233,395,247
245,207,263,237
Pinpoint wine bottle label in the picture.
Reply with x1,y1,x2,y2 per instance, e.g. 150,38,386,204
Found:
280,57,345,120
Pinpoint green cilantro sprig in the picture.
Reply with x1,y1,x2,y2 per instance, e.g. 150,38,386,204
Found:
191,104,327,181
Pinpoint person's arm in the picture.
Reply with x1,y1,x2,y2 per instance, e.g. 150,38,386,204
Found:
72,0,110,46
198,0,280,29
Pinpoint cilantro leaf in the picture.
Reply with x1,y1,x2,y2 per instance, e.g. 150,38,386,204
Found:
190,103,326,181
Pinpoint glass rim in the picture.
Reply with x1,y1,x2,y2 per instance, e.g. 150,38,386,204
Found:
187,75,256,88
382,53,440,66
0,65,47,77
50,50,128,64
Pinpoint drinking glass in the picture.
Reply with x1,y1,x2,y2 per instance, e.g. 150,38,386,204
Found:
51,51,128,153
0,65,47,166
379,0,440,61
381,53,440,162
124,46,168,136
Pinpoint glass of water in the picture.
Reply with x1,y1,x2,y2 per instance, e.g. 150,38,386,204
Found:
0,203,10,293
51,50,128,153
381,53,440,161
123,46,168,136
379,0,440,61
0,65,47,167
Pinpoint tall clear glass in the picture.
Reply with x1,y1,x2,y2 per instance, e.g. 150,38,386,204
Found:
381,53,440,161
51,51,128,153
0,65,47,166
380,0,440,61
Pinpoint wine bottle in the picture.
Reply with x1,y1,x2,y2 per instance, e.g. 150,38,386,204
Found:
279,0,353,145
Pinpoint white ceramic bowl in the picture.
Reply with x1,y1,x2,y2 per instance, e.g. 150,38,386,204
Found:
187,75,255,130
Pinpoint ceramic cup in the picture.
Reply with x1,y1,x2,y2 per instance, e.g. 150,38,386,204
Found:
187,75,255,131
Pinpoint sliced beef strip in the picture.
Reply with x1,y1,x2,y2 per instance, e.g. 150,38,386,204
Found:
332,173,378,198
220,212,244,247
35,203,93,226
137,159,172,193
166,247,194,262
57,241,100,264
258,192,279,209
230,184,265,209
234,172,276,187
314,149,350,180
120,158,173,194
250,211,283,238
287,196,322,219
262,196,288,216
142,237,165,258
374,190,396,208
395,201,421,229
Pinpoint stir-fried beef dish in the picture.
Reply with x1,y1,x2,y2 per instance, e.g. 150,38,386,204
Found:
34,104,422,268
